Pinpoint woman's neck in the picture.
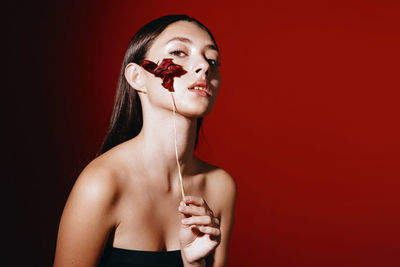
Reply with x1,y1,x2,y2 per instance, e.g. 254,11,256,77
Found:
130,105,198,192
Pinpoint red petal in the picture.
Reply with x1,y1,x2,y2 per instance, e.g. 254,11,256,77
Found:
162,76,174,92
141,58,187,92
141,60,158,73
156,58,174,71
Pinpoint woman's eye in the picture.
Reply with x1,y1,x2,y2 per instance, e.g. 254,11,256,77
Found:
170,50,186,57
207,58,220,67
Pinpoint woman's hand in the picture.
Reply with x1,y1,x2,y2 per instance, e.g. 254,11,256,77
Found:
178,195,221,266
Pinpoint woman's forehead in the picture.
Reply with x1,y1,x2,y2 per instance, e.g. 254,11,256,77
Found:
155,21,215,47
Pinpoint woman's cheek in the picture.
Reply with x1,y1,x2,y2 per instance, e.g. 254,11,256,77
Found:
146,80,171,105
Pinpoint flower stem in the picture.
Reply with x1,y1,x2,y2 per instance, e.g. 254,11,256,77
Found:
171,93,186,200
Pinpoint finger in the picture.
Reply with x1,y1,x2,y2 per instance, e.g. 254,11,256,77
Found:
179,202,206,216
183,196,208,207
198,226,221,237
182,197,216,219
181,215,213,226
181,215,220,227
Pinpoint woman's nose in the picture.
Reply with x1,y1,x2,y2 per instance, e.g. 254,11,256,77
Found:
194,58,210,77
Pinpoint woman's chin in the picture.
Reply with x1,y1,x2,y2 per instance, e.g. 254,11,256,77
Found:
178,101,216,118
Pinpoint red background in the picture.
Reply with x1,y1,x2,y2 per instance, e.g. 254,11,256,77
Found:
6,0,400,266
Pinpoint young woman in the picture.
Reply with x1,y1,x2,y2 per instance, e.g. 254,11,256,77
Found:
54,15,237,267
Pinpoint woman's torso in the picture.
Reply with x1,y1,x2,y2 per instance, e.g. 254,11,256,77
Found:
92,139,221,253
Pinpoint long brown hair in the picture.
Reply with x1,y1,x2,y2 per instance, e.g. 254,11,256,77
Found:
97,15,219,156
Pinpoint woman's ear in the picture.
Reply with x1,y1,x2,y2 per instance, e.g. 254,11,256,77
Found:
125,63,147,94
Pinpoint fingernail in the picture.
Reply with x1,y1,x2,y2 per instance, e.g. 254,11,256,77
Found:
181,218,189,224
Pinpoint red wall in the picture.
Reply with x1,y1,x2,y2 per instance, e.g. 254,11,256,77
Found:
6,1,400,266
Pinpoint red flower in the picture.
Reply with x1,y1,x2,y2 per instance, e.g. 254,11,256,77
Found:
141,58,187,92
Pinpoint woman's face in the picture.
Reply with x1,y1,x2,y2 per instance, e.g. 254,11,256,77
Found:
142,21,221,118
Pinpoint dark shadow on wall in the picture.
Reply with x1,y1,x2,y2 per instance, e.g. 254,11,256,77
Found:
5,1,99,266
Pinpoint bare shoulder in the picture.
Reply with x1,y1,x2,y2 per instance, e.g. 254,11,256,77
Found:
54,155,126,266
73,158,120,198
67,139,143,212
62,155,127,223
196,157,236,191
194,157,237,211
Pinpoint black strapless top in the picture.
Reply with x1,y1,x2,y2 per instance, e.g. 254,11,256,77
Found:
98,247,184,267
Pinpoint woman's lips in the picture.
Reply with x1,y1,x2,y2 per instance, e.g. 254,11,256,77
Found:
188,88,209,97
187,80,212,96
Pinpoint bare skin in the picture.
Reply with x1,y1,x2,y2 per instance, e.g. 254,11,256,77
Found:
54,21,237,267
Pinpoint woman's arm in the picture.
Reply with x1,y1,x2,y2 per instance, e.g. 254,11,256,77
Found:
177,168,237,267
53,165,119,267
207,170,237,267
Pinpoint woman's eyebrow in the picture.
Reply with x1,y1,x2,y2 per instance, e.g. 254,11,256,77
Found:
166,37,192,44
206,44,218,52
166,36,219,53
